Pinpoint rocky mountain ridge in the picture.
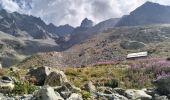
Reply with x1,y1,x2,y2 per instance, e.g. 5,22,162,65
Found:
116,1,170,26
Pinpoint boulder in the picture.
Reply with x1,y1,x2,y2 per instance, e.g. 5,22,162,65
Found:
53,82,81,99
84,81,96,93
0,76,14,93
154,95,169,100
33,86,64,100
97,87,116,94
96,92,128,100
44,71,68,87
0,93,5,100
66,93,83,100
26,66,69,86
125,89,152,100
153,76,170,95
113,88,126,96
120,41,145,49
26,66,51,85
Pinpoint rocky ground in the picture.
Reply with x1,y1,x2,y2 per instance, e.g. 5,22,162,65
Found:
0,66,170,100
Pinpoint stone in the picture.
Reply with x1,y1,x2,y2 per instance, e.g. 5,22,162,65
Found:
44,71,68,87
153,76,170,95
0,76,14,93
125,89,152,100
60,91,72,99
97,87,116,94
66,93,83,100
63,82,81,93
84,81,96,93
53,82,81,99
26,66,51,85
96,92,128,100
154,95,169,100
10,67,19,72
33,86,64,100
120,41,145,50
113,88,126,96
26,66,70,86
0,93,5,99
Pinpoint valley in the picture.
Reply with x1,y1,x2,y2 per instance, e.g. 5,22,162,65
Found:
1,1,170,100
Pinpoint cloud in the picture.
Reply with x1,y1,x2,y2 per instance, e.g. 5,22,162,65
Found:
0,0,20,12
0,0,170,27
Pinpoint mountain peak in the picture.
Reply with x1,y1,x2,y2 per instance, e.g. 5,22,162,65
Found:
141,1,163,8
80,18,94,28
116,1,170,26
144,1,157,5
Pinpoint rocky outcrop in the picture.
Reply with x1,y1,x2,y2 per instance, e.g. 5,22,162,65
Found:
80,18,93,28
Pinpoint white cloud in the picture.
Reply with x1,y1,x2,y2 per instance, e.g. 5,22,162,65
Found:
0,0,20,12
0,0,170,26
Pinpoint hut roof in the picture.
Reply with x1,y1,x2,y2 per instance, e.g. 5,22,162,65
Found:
127,52,148,59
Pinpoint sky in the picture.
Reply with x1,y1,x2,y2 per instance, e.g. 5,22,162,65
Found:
0,0,170,27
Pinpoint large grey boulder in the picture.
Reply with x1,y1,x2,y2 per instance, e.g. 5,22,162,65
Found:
125,89,152,100
26,66,69,86
153,76,170,95
33,86,64,100
26,66,51,85
120,41,145,49
44,71,68,87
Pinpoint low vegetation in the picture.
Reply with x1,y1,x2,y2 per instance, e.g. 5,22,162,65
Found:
65,58,170,89
0,68,36,95
12,81,36,95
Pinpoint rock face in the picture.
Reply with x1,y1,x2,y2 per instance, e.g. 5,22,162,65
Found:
33,86,64,100
80,18,93,28
0,76,14,93
116,2,170,26
153,76,170,95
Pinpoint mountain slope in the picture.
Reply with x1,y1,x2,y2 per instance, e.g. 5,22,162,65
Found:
18,24,170,68
116,2,170,26
47,23,74,37
64,18,120,49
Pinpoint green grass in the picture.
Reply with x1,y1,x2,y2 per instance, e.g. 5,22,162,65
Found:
64,64,155,89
